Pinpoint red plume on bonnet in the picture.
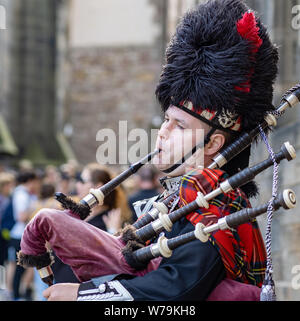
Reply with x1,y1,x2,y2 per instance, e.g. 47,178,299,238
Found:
237,11,263,53
235,11,263,93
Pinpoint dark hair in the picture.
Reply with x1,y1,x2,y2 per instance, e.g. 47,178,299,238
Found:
89,167,116,210
17,171,38,184
137,165,157,182
60,172,70,181
40,183,55,199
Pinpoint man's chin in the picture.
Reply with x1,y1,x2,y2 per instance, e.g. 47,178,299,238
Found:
152,154,186,176
152,162,171,172
152,154,168,170
152,162,187,178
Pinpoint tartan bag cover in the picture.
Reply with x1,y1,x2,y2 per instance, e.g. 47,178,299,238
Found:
179,168,267,287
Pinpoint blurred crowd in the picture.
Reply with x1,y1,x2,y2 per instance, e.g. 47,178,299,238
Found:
0,159,163,301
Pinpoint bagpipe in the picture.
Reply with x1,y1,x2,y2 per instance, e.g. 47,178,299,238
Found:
131,188,296,263
17,83,300,300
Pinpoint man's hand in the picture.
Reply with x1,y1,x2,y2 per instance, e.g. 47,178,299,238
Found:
43,283,80,301
103,208,122,234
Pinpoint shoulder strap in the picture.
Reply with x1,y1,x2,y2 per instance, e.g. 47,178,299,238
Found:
133,195,159,219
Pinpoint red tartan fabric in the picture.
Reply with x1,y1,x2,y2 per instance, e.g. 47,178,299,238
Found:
180,168,267,287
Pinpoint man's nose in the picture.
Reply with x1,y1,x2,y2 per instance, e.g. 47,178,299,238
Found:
158,122,170,140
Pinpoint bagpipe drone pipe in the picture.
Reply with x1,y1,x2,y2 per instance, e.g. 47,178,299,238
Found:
130,189,296,263
54,149,160,220
17,83,300,290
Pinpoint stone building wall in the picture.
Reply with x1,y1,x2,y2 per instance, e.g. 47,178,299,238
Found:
0,0,71,165
0,0,9,120
67,0,164,167
68,45,162,167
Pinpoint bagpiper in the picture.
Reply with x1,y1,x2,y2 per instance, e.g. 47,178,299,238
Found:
19,0,297,301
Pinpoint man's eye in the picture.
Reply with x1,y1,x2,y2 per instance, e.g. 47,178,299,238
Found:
176,123,185,129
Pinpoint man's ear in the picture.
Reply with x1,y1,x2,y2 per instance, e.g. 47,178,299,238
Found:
204,133,226,156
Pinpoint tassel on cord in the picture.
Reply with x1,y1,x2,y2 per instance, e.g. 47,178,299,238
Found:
258,124,278,301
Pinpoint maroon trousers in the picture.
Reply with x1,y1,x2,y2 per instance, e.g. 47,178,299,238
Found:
21,208,161,282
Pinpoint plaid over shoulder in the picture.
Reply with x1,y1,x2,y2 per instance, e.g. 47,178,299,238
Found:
179,168,267,287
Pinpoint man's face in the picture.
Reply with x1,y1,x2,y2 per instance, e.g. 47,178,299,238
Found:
27,178,41,195
153,106,208,176
76,168,93,198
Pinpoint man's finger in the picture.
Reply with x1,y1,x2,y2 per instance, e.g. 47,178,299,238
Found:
43,286,52,299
